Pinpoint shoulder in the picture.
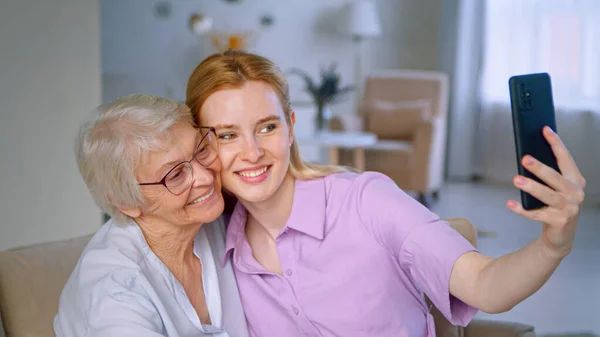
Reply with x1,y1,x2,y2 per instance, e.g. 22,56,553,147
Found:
323,170,396,191
323,171,412,207
321,171,427,224
57,220,151,320
78,219,150,277
324,171,440,243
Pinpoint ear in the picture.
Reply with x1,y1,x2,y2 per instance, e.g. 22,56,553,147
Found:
290,109,296,125
118,206,142,219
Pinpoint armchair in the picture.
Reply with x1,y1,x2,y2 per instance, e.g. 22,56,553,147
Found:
333,69,449,206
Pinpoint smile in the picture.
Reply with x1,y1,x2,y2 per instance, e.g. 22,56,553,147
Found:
235,165,271,183
188,186,215,205
237,166,269,177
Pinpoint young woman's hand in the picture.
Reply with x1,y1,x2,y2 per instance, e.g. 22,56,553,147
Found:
508,126,586,258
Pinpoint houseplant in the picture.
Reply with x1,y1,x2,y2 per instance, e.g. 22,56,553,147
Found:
288,63,354,131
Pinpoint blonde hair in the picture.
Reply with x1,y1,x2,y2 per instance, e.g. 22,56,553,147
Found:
75,94,194,223
186,49,353,180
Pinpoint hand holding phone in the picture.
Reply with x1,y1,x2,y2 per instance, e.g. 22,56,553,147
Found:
506,72,586,259
508,73,560,210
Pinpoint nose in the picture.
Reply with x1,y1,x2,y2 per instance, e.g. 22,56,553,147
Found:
190,160,214,188
240,135,264,163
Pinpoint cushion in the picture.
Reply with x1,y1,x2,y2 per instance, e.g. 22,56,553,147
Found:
364,100,432,139
0,235,91,337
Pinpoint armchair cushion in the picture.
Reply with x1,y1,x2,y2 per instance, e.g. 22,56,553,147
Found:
364,99,432,139
464,319,535,337
0,235,91,337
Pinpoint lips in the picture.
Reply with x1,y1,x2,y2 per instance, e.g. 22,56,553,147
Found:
187,186,215,205
236,166,269,177
235,165,271,183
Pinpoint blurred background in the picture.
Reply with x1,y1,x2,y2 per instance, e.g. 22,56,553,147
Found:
1,0,599,336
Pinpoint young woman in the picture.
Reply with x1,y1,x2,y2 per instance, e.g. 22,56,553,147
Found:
185,50,586,337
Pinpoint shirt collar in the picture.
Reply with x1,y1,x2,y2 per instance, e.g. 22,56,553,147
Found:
286,177,327,239
222,177,328,267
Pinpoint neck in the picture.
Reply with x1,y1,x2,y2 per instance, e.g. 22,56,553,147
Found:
241,172,295,239
135,218,201,274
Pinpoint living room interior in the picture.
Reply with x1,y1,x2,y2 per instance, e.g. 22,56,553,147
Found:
0,0,599,336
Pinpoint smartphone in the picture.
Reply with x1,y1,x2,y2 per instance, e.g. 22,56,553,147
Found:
508,72,560,210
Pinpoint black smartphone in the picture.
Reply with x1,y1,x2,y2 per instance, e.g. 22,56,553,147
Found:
508,72,560,210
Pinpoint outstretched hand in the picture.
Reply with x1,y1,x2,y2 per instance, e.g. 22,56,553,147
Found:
508,126,586,258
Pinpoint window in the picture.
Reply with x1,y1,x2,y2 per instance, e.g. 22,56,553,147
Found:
480,0,600,110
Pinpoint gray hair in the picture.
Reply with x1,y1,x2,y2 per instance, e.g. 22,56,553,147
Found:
75,94,194,223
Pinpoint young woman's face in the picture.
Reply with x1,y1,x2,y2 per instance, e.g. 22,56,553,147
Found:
198,81,294,204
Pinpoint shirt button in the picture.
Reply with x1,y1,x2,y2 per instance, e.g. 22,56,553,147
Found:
285,269,292,276
292,306,299,315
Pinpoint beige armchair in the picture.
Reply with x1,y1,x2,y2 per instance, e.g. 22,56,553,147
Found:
0,219,534,337
333,69,449,207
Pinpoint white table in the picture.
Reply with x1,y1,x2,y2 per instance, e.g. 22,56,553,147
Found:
296,131,378,171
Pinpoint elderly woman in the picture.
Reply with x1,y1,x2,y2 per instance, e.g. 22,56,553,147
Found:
53,95,248,337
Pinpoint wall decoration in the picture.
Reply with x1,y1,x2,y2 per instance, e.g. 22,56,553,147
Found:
189,13,213,35
154,2,172,19
260,14,275,27
210,32,253,51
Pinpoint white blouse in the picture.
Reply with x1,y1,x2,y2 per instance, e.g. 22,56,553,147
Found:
54,217,248,337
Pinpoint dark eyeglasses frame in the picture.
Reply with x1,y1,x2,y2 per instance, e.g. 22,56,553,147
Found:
138,126,217,195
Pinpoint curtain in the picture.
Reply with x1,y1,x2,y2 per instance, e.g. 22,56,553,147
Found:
475,0,600,205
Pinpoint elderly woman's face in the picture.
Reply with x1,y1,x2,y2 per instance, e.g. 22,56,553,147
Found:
134,121,224,226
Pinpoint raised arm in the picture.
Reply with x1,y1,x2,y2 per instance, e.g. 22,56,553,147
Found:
448,126,586,313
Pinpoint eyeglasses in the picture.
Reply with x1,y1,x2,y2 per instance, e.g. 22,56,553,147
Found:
138,127,218,195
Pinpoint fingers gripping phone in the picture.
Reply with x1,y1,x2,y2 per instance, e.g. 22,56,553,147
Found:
508,73,561,210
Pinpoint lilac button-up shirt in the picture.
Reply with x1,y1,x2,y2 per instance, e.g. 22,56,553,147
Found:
224,172,478,337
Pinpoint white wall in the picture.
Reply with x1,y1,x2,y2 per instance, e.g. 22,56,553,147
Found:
101,0,443,101
101,0,444,162
0,0,102,249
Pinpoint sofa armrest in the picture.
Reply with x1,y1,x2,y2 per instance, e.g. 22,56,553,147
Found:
409,118,435,187
464,319,535,337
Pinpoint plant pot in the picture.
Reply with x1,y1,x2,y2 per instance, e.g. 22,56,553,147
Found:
315,104,332,133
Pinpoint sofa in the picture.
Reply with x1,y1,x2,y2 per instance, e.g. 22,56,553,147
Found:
0,219,535,337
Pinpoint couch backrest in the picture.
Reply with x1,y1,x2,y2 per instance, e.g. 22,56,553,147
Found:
0,235,92,337
362,69,449,119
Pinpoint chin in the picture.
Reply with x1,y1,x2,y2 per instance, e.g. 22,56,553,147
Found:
226,167,285,205
238,190,273,204
222,181,269,204
188,192,225,224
